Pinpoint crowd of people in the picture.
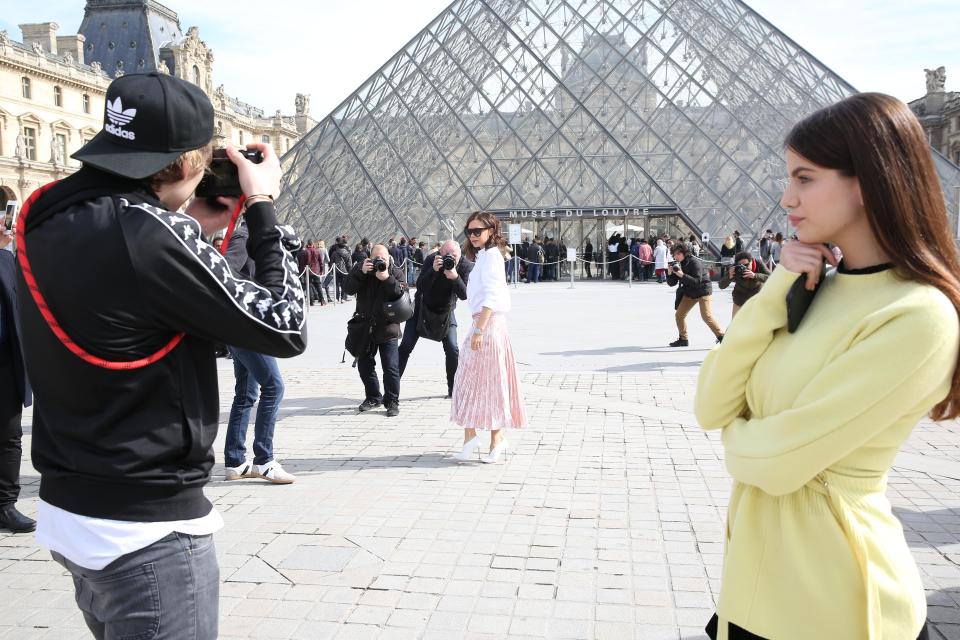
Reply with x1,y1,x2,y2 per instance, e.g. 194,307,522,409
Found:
0,71,954,640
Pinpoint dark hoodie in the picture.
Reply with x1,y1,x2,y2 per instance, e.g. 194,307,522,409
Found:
18,167,307,522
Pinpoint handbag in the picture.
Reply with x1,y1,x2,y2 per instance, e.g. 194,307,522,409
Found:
383,290,415,324
344,313,375,359
417,296,454,342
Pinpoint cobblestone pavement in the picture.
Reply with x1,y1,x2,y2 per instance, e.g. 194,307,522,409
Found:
3,281,960,639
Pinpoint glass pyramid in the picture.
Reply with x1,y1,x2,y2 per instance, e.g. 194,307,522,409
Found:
276,0,960,250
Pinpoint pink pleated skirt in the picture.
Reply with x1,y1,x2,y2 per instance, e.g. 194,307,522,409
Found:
450,314,528,430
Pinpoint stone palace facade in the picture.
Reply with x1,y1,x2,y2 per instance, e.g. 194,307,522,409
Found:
0,0,316,214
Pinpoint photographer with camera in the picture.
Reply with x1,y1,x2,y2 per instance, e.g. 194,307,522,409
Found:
343,245,407,417
398,240,473,398
18,72,306,640
667,242,724,347
718,250,770,318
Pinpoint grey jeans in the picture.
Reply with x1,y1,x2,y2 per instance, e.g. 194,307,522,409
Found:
52,532,219,640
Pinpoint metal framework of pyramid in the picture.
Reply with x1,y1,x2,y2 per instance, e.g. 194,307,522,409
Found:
276,0,960,250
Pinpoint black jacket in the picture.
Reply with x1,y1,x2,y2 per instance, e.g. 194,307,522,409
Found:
667,255,712,298
0,250,31,407
19,168,306,522
330,242,352,274
416,252,472,312
342,260,406,343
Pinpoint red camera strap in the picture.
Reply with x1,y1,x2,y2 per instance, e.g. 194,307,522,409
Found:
16,185,243,370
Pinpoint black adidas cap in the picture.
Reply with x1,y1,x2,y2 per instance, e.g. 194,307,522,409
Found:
72,72,214,180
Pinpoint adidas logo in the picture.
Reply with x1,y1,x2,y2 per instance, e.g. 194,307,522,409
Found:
105,96,137,140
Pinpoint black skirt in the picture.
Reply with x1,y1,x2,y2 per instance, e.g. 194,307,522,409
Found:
706,614,929,640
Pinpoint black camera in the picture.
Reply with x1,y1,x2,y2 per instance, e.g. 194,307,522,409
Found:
735,263,747,281
195,148,263,198
372,257,388,273
669,260,680,272
442,254,456,271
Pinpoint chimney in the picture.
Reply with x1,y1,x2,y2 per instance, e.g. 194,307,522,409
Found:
56,34,85,64
19,22,59,54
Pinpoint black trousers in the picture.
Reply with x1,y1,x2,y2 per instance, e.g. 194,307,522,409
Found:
357,339,400,405
398,308,459,395
0,361,23,506
706,614,929,639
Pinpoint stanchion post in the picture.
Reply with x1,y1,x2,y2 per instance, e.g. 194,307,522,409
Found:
303,269,311,309
332,266,338,306
628,254,632,288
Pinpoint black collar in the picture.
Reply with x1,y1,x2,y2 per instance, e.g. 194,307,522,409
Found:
836,260,893,275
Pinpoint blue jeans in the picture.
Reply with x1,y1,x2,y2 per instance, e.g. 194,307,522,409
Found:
225,347,284,467
406,261,416,285
528,263,541,283
357,339,400,405
505,259,514,283
398,307,459,395
52,533,219,640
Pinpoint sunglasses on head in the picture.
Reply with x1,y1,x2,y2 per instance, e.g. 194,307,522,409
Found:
464,226,490,237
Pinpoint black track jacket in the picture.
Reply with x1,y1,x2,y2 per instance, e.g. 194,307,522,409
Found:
19,169,307,522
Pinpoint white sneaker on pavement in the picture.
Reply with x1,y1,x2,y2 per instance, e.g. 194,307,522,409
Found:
254,460,296,484
224,460,254,481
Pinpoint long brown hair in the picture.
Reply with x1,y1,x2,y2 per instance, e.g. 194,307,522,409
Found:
463,211,505,261
785,92,960,420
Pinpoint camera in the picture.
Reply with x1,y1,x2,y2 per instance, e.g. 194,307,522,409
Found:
195,148,264,198
669,260,680,272
442,254,456,271
372,257,388,273
735,263,747,281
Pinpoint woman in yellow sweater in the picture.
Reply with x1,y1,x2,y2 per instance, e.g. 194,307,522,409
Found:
696,93,960,640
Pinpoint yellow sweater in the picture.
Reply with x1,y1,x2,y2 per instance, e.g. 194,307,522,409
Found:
695,264,958,640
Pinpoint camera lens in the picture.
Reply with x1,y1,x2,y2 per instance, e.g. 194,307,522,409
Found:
373,258,387,272
442,254,456,270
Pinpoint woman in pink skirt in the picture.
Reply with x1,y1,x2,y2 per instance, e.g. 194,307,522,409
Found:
451,212,527,463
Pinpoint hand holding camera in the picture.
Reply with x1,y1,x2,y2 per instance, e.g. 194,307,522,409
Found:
433,255,444,272
372,257,390,281
229,142,281,200
442,254,458,280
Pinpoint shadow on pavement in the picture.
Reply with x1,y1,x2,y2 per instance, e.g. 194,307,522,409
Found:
601,360,704,373
540,345,713,357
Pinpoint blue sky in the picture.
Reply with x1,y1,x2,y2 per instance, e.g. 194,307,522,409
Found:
2,0,956,120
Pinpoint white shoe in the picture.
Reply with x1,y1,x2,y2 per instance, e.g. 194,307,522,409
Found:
224,460,254,481
452,436,482,462
481,440,510,464
254,460,296,484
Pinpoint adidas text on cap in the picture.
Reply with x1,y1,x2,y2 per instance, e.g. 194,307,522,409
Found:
72,72,214,180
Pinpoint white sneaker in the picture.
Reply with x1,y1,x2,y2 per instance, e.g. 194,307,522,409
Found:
254,460,296,484
224,460,254,481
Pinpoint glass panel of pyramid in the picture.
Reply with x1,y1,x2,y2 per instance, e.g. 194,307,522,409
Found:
277,0,960,249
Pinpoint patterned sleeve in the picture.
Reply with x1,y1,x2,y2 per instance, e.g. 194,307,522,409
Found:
123,199,307,358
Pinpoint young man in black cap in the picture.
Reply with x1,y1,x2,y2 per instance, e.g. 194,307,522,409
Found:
19,72,306,640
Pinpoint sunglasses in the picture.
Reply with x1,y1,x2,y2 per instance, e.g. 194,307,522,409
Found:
464,227,490,237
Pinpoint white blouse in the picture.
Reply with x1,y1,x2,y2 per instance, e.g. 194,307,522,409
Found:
467,247,511,316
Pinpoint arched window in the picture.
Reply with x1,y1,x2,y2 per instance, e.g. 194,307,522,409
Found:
21,77,31,100
192,65,200,86
54,86,62,107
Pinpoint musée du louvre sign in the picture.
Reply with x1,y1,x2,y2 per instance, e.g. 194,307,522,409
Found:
492,206,677,219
